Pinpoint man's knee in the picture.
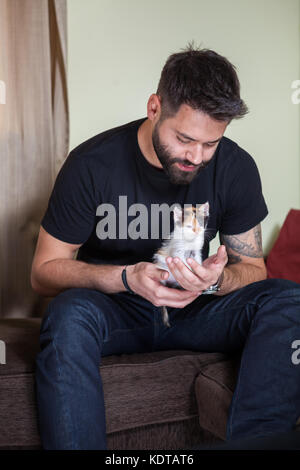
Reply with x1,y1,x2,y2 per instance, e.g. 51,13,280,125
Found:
41,288,108,343
256,278,300,299
250,278,300,326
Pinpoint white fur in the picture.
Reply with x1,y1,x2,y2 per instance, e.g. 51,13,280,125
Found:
153,230,204,288
152,202,209,327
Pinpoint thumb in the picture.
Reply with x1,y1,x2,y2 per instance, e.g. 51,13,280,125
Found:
216,245,227,263
151,266,169,281
159,268,169,280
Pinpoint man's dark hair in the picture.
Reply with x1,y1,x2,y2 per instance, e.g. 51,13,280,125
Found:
156,43,248,122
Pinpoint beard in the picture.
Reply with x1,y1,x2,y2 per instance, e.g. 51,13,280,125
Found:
152,122,210,185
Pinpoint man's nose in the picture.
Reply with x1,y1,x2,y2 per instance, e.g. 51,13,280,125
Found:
186,145,203,165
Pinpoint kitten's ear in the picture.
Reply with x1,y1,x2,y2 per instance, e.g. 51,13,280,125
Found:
203,201,209,217
197,202,209,216
197,201,209,228
203,202,209,228
173,206,183,225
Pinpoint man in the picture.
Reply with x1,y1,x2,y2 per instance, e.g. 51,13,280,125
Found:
31,45,300,450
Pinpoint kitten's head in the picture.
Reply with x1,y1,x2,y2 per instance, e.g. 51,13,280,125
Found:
173,202,209,241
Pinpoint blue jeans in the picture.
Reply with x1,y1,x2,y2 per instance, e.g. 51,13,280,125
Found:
35,278,300,449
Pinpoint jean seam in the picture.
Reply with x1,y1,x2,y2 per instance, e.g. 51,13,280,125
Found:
47,310,74,449
254,291,300,310
226,303,257,440
104,325,152,341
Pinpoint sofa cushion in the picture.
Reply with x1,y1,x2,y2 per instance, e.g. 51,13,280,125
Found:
195,355,241,440
0,318,234,448
266,209,300,283
195,354,300,441
100,350,231,434
0,319,42,448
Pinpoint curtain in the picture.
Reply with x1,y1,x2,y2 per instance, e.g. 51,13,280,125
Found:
0,0,68,318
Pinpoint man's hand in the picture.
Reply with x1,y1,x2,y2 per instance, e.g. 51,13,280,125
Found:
126,262,201,308
164,245,228,292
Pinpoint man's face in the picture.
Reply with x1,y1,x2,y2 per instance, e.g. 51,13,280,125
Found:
152,104,228,185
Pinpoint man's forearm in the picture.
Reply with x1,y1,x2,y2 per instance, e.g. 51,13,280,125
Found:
32,259,127,297
214,262,267,296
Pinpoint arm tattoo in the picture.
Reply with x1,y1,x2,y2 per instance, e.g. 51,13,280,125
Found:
227,253,242,265
254,225,263,252
220,224,263,265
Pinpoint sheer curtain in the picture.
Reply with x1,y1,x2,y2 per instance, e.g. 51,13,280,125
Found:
0,0,68,317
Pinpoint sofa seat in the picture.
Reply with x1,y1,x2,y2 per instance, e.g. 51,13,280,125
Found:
0,318,239,450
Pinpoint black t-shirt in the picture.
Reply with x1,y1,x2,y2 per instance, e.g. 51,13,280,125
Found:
41,118,268,265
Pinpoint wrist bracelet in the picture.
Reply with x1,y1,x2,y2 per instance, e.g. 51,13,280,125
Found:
202,270,224,295
121,265,135,294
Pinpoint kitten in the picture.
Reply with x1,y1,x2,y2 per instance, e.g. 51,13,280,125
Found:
152,202,209,327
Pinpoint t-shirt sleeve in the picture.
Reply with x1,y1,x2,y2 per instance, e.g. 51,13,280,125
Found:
41,151,96,244
220,151,268,235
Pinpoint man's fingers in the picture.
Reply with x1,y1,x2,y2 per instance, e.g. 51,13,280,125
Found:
186,259,209,280
149,265,169,281
166,258,200,288
155,283,199,303
145,265,200,307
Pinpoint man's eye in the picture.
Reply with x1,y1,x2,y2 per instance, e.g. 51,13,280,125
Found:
177,136,190,144
205,142,217,147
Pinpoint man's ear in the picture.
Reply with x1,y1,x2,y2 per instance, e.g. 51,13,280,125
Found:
147,94,162,122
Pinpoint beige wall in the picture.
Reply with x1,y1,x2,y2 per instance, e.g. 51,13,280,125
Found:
67,0,300,255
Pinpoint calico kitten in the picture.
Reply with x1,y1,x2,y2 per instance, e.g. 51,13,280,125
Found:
152,202,209,327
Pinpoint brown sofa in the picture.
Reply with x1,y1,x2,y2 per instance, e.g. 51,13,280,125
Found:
0,317,241,450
